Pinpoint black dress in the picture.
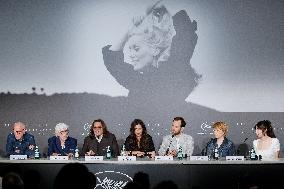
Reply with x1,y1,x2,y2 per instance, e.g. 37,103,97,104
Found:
124,134,155,153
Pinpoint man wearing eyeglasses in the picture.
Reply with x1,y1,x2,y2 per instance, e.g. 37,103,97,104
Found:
6,121,36,157
82,119,119,157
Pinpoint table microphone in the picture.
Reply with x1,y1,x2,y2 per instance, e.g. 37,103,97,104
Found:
165,135,174,155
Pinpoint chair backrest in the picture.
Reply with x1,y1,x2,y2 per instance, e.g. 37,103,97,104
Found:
237,143,249,156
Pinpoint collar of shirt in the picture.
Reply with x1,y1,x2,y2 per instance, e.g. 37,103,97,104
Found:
95,135,103,143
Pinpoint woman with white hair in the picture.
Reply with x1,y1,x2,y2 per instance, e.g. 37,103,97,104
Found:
47,123,77,157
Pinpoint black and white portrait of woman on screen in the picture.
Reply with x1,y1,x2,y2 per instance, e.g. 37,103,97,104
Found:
103,1,206,111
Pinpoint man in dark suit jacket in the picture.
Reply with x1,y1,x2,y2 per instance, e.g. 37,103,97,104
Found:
82,119,119,157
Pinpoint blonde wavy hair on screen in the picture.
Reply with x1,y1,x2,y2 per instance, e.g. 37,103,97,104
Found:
127,4,176,68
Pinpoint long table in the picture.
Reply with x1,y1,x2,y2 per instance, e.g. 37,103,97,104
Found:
1,158,284,189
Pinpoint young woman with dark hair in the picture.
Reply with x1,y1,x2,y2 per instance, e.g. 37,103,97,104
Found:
253,120,280,160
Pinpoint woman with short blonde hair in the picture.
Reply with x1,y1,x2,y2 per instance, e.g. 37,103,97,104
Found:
202,121,235,157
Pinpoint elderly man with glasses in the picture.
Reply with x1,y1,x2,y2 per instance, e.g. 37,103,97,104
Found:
47,123,77,158
6,121,36,157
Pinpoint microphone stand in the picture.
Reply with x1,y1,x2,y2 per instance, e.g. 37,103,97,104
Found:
165,135,174,155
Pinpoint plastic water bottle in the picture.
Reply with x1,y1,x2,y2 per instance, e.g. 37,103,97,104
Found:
214,146,219,160
74,147,79,160
120,145,126,156
177,146,183,160
106,146,111,159
34,146,40,159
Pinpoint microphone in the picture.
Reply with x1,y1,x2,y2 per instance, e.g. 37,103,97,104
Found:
165,135,174,155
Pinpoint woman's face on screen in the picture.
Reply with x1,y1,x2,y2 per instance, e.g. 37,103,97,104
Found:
123,35,158,71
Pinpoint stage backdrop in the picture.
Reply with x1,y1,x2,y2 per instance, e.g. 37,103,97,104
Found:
0,0,283,156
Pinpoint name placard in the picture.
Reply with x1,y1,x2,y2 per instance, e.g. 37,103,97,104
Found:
85,156,104,161
10,155,28,160
226,156,244,161
117,156,136,161
49,156,69,160
155,156,173,161
190,156,209,161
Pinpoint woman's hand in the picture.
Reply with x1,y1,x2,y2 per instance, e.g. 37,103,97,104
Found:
131,151,145,157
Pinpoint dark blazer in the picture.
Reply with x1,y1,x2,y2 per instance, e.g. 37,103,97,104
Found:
48,136,77,156
6,132,36,157
202,137,236,157
82,132,119,157
124,134,155,152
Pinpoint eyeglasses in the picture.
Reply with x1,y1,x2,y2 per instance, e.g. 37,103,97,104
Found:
93,126,103,129
14,130,23,134
60,130,69,134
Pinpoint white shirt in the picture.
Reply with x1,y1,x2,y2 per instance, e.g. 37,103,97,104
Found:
158,133,194,156
253,138,280,160
95,135,103,143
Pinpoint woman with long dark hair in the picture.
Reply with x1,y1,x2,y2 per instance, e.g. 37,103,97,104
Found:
253,120,280,160
124,119,155,158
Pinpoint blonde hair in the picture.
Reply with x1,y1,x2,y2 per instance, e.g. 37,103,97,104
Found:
212,121,229,136
127,4,176,68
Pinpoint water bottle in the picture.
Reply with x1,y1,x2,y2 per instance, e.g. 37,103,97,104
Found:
74,147,79,160
177,146,183,160
34,146,40,159
214,146,219,160
106,146,111,159
120,145,126,156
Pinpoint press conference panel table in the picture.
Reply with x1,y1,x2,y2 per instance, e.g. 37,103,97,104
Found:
1,158,284,189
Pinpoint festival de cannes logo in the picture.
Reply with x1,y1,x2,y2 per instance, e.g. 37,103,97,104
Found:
94,171,133,189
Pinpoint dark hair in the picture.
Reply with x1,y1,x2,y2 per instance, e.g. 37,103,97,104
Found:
153,180,179,189
129,119,148,150
130,119,147,136
89,119,109,138
133,171,150,189
254,120,276,138
53,163,96,189
123,181,142,189
173,117,186,127
2,172,24,189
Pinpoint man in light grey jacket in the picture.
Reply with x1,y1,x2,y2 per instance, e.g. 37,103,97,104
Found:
158,117,194,157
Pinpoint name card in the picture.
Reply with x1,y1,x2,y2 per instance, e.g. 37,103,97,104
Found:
117,156,137,161
155,156,173,161
85,156,104,161
190,156,209,161
226,156,244,161
10,155,27,160
49,156,69,160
